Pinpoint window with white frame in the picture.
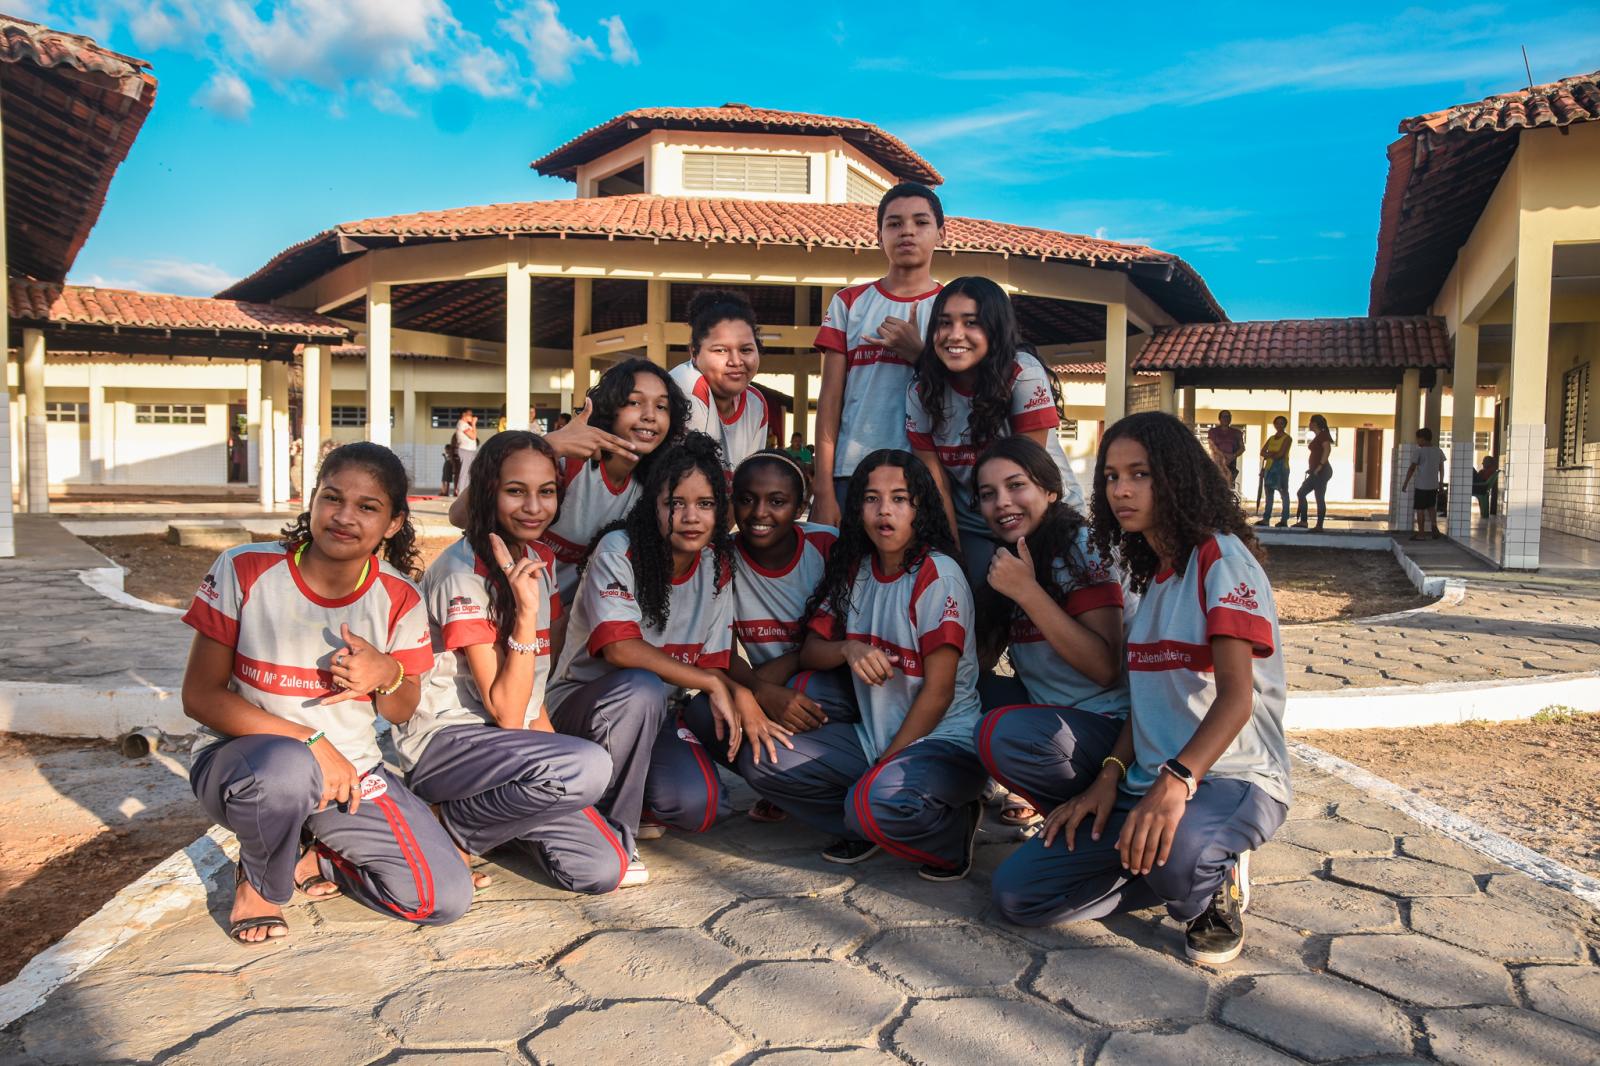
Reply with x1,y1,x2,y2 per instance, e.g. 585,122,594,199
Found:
682,152,809,195
45,402,86,423
1438,430,1493,452
1058,419,1079,442
330,406,367,427
845,167,886,204
431,406,503,430
1559,362,1590,467
135,403,206,425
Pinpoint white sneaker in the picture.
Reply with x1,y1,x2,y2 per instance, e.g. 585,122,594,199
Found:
619,855,649,889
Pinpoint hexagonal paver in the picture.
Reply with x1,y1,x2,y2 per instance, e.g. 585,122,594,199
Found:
528,1000,746,1066
1424,1005,1600,1066
1274,819,1395,856
893,996,1093,1065
1215,916,1315,977
377,967,574,1045
1248,841,1324,884
559,928,738,1000
1482,873,1600,929
1396,834,1509,874
1521,965,1600,1034
21,970,248,1064
579,878,739,929
1333,800,1423,834
1033,944,1211,1025
709,960,901,1046
1326,934,1514,1007
864,925,1030,993
1219,973,1413,1061
95,911,275,975
378,1053,523,1065
1097,1023,1300,1065
1327,856,1482,897
238,935,434,1008
693,854,856,899
420,900,591,967
714,896,878,959
999,912,1160,952
1407,897,1585,961
749,1049,901,1065
164,1009,392,1066
1248,878,1403,935
844,867,990,925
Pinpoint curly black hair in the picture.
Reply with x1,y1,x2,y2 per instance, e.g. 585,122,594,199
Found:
278,441,419,577
1089,412,1263,594
800,449,957,633
972,436,1092,665
912,276,1064,449
590,431,733,632
584,357,691,485
462,431,562,647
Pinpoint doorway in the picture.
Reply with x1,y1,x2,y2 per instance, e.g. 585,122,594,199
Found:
1352,428,1383,499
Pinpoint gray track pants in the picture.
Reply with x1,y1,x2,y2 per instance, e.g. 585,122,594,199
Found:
190,734,472,925
405,725,628,894
550,667,729,852
974,675,1125,813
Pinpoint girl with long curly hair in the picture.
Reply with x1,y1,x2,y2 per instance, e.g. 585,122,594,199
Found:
668,289,770,470
182,443,472,943
396,432,638,894
992,412,1290,970
743,449,987,882
969,436,1129,833
546,433,786,878
906,275,1085,587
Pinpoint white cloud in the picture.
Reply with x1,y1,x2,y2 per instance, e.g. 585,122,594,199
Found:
74,258,238,296
896,107,1048,146
600,14,637,66
499,0,599,85
193,69,253,120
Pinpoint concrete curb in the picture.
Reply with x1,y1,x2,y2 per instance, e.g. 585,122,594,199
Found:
1289,740,1600,910
1286,670,1600,730
0,826,236,1029
75,567,184,616
0,679,188,738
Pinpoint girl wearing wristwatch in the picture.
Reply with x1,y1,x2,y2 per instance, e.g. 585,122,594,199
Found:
992,412,1291,967
182,443,471,944
398,431,635,895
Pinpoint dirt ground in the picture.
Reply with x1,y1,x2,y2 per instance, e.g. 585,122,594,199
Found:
1298,712,1600,878
0,733,212,985
1262,545,1432,624
83,534,461,608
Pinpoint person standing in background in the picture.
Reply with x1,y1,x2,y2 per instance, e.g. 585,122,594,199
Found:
1206,411,1244,490
1256,416,1292,527
453,409,479,497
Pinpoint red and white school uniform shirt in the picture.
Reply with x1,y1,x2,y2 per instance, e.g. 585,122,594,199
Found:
181,543,436,773
815,280,941,479
1007,528,1130,717
540,456,640,604
807,551,982,761
670,361,769,471
1123,533,1291,805
904,351,1085,535
732,522,836,668
394,537,561,772
547,529,734,710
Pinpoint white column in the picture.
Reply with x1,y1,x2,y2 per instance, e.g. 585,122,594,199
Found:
645,280,669,367
267,361,291,504
255,362,274,511
22,328,47,513
505,263,532,430
301,345,322,494
0,89,12,554
1390,368,1421,532
1448,325,1480,539
793,371,811,442
1504,237,1553,570
1181,387,1197,427
367,282,393,446
1157,372,1177,415
245,361,261,486
1424,375,1444,437
572,278,593,402
401,374,419,481
317,345,333,449
86,367,106,483
1103,303,1129,424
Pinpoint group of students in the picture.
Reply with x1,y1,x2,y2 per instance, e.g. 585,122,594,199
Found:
182,181,1290,968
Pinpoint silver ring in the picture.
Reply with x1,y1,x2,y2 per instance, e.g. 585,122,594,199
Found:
501,562,514,572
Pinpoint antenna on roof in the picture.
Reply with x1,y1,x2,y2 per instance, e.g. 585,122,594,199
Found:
1521,45,1534,90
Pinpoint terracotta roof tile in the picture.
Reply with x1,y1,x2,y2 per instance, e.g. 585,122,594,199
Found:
9,280,350,339
1401,69,1600,135
531,104,941,185
222,195,1225,325
1134,317,1450,372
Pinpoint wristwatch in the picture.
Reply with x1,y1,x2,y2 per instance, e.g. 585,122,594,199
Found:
1160,758,1197,801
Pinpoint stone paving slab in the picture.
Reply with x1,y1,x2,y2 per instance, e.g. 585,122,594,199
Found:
6,761,1600,1065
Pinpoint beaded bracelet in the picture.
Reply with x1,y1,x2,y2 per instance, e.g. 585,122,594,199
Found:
506,635,538,655
305,730,326,747
1101,755,1128,780
375,661,406,696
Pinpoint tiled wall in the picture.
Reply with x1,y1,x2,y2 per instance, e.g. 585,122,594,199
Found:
1447,439,1476,536
1502,423,1546,570
1388,442,1416,532
1543,440,1600,542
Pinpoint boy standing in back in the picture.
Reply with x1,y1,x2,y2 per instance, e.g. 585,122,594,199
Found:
810,183,945,526
1401,427,1447,540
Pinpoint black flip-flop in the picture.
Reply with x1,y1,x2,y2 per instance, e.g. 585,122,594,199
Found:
294,844,342,899
229,915,289,944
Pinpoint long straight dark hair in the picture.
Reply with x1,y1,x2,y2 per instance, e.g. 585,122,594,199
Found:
463,431,562,645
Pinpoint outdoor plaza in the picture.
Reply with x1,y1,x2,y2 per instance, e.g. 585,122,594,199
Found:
1,12,1600,1066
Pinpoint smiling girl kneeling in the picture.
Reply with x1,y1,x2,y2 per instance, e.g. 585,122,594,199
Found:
183,443,472,943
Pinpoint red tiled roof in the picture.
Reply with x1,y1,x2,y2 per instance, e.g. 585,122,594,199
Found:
1,16,157,282
9,280,350,339
1049,361,1159,380
220,195,1225,325
1370,70,1600,316
1134,317,1451,372
531,104,941,186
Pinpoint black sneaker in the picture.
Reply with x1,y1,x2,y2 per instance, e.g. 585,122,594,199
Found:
821,838,879,865
1185,860,1245,965
919,800,982,883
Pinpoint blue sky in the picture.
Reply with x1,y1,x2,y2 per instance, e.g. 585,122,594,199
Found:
21,1,1600,320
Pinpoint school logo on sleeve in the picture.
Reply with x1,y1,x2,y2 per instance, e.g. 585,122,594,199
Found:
600,580,635,602
197,573,220,602
1218,582,1259,610
446,595,482,619
1024,384,1052,409
942,595,961,621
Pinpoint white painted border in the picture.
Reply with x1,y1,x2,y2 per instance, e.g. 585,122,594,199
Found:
1290,740,1600,910
76,568,184,616
0,680,189,738
0,826,235,1028
1286,671,1600,730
